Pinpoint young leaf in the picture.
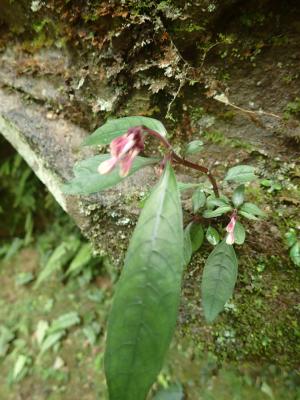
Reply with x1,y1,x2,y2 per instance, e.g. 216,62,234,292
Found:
13,354,29,382
104,163,184,400
83,116,167,146
185,140,203,155
225,165,256,183
233,221,246,245
232,185,245,208
201,241,238,322
192,188,206,212
63,155,157,195
290,242,300,267
66,243,93,277
206,227,220,246
203,206,232,218
240,202,265,218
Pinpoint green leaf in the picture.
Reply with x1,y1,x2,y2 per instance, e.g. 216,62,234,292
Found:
13,354,29,382
48,312,80,334
63,155,157,195
206,227,220,246
192,188,206,212
206,196,230,209
104,163,184,400
203,206,232,218
239,211,258,220
83,116,167,146
185,140,203,155
34,237,80,288
66,243,93,277
83,322,101,346
285,229,297,248
260,179,272,188
153,384,184,400
201,241,238,322
225,165,256,183
40,331,65,355
187,222,204,253
290,242,300,267
232,185,245,208
240,202,265,218
35,321,49,346
234,221,246,245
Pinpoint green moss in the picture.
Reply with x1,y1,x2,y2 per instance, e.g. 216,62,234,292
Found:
179,251,300,368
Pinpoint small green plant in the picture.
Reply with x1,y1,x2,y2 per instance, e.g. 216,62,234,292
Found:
285,228,300,268
284,98,300,119
64,116,265,400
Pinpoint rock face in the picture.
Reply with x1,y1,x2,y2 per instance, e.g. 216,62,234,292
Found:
0,0,299,365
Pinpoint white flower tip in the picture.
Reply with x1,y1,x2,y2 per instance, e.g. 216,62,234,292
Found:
98,158,116,175
226,233,235,245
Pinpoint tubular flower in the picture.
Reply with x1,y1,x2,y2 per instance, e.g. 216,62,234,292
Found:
98,127,144,177
225,213,237,245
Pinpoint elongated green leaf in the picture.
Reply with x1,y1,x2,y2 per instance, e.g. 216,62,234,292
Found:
201,241,238,322
84,116,167,146
234,221,246,245
66,243,93,277
48,312,80,334
13,354,29,382
240,202,265,218
105,163,184,400
206,195,230,209
192,188,206,212
225,165,256,183
40,331,65,355
63,155,157,195
203,206,232,218
239,210,258,220
34,237,80,288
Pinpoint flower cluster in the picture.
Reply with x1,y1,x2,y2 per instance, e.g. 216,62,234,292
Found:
98,127,144,177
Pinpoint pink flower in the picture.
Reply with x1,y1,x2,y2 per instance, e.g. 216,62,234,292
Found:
225,214,237,245
98,127,144,177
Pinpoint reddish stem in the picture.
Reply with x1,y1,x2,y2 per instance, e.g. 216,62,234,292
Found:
144,128,220,198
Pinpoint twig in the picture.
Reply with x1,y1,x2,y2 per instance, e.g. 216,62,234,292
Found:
145,128,220,197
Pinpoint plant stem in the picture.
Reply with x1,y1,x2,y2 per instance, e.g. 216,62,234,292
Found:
145,128,220,197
